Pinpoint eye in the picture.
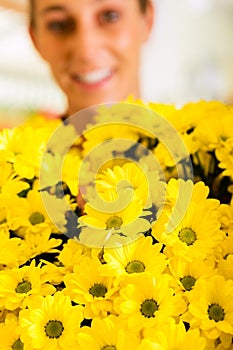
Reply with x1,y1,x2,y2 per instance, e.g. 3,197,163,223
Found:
100,10,120,24
46,19,75,34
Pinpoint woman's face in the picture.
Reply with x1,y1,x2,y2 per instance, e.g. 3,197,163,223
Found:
30,0,153,115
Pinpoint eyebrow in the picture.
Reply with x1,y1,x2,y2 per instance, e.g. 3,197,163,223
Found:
39,5,66,16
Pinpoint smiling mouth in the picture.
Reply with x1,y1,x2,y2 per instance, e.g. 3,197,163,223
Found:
72,68,113,85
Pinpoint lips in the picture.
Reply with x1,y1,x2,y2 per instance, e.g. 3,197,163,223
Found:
72,68,113,85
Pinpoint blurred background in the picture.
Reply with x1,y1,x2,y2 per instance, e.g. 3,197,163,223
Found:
0,0,233,127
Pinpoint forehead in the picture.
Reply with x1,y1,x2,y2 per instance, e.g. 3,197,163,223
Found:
33,0,129,12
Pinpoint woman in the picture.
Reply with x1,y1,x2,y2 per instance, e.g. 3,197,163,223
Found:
29,0,154,116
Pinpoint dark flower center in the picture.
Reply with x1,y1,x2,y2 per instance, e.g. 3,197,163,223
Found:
29,212,45,225
89,283,107,298
180,276,196,291
102,346,116,350
178,228,197,246
15,280,32,294
12,339,24,350
45,320,64,338
0,218,7,225
208,304,225,322
224,253,233,260
140,299,158,318
125,260,145,274
105,216,123,230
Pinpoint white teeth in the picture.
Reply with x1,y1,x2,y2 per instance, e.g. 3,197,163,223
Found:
76,69,112,84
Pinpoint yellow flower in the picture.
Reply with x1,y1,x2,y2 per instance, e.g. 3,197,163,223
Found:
41,239,90,285
102,236,167,281
187,275,233,339
64,257,118,318
78,194,151,248
193,110,233,152
77,315,139,350
114,274,177,332
216,136,233,178
40,150,82,196
168,256,217,292
0,195,26,235
23,230,62,260
0,162,29,199
15,190,56,235
0,260,56,310
216,236,233,280
58,238,89,270
0,126,52,179
0,313,24,350
82,122,139,156
218,202,233,234
19,292,83,350
141,318,206,350
0,233,28,269
96,163,149,205
164,202,223,261
152,180,214,243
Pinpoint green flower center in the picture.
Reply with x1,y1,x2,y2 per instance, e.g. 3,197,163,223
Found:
12,339,24,350
89,283,107,298
178,228,197,246
180,276,196,291
29,212,45,225
140,299,158,318
102,346,116,350
105,216,123,230
45,320,64,338
125,260,145,274
15,280,32,294
208,304,225,322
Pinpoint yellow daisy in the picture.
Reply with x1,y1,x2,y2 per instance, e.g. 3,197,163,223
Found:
18,292,83,350
218,202,233,234
193,110,233,152
163,201,223,261
216,236,233,280
40,150,82,197
77,315,139,350
0,162,29,199
0,313,24,350
141,318,206,350
114,274,177,332
15,190,56,235
82,122,139,156
95,163,149,205
58,238,89,271
0,126,51,179
216,136,233,179
23,229,62,260
187,275,233,339
0,195,26,235
0,260,55,310
168,256,217,292
64,257,118,319
152,179,217,244
0,233,28,269
78,194,151,248
102,236,167,281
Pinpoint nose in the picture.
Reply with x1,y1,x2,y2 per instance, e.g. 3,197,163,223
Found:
68,21,104,65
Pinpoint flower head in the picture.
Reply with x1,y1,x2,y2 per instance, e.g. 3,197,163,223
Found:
19,292,83,349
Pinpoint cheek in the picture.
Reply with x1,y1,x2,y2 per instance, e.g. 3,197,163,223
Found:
111,28,143,62
35,32,65,62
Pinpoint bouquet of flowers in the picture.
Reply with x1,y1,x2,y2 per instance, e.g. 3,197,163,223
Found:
0,99,233,350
